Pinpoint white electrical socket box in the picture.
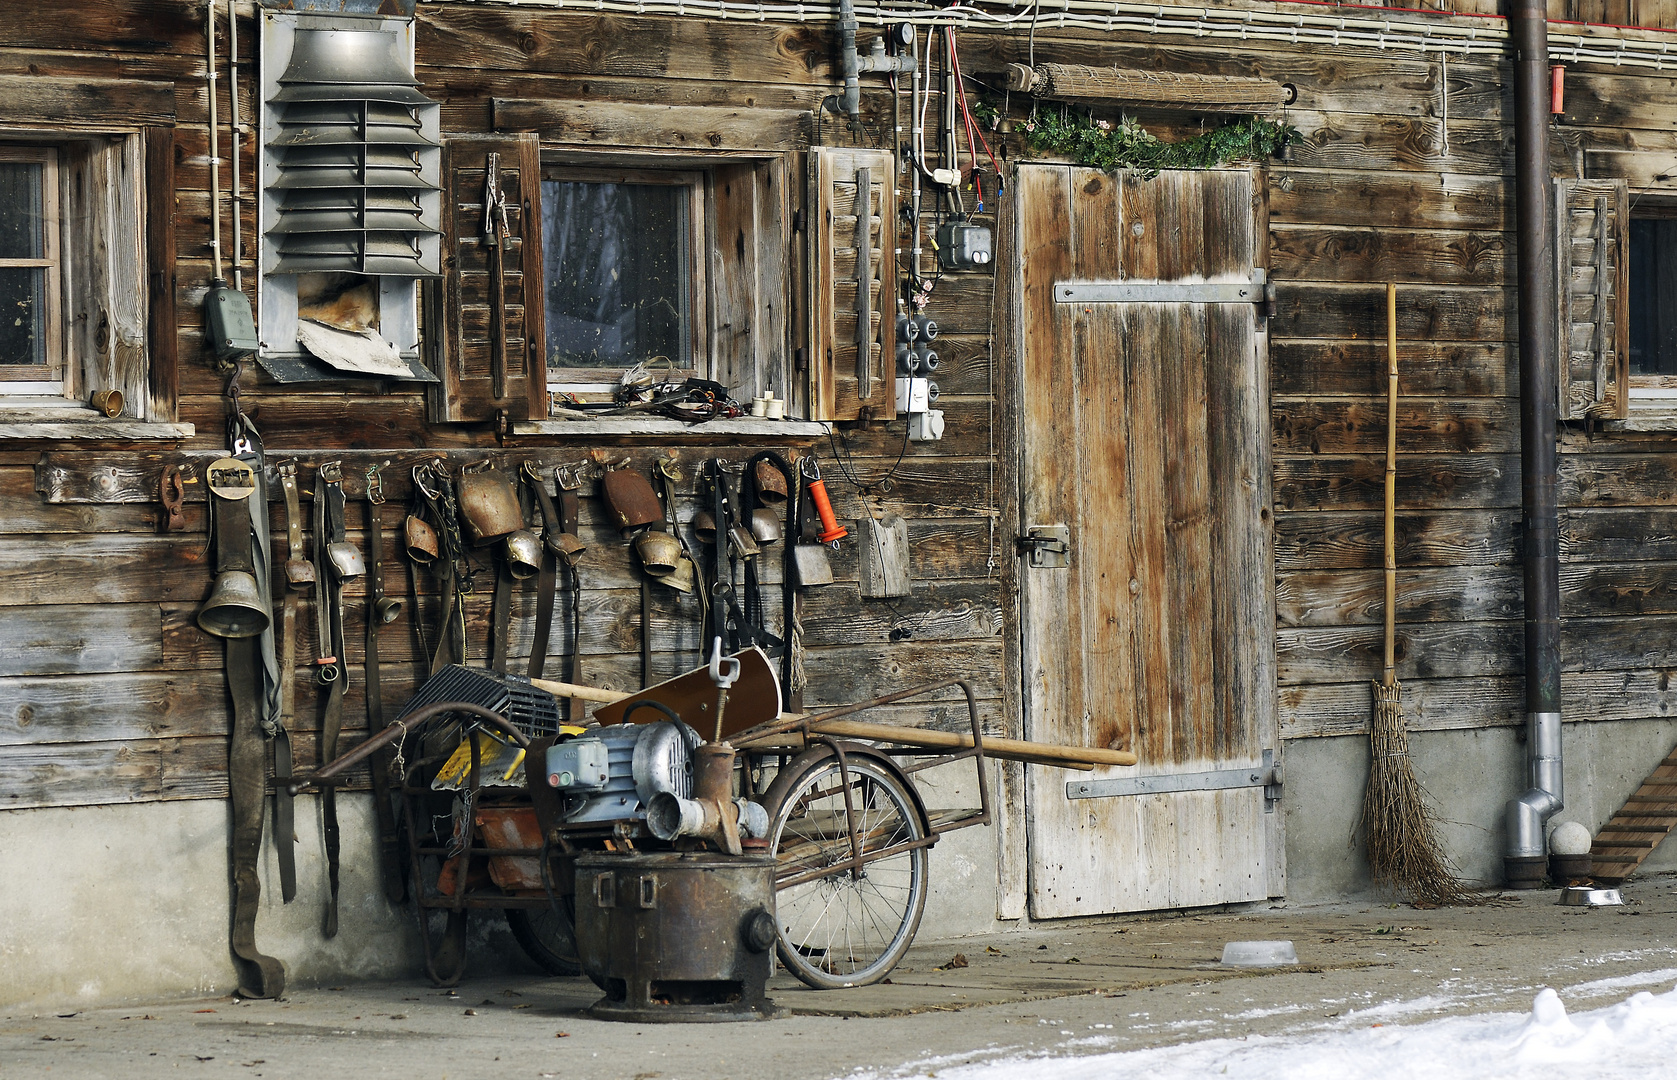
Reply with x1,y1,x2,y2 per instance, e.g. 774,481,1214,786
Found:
908,409,944,442
895,377,930,413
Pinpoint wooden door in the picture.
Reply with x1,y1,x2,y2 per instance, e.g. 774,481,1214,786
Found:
1014,164,1278,918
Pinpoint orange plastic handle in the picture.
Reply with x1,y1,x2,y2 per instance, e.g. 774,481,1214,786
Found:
807,479,848,544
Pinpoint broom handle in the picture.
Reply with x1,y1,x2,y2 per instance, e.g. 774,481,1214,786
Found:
1383,282,1399,689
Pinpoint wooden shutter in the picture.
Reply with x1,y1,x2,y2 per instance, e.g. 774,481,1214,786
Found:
1556,177,1629,421
429,133,546,424
806,146,896,422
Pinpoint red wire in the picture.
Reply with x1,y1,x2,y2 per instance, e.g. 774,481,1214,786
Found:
946,27,1002,190
944,28,980,203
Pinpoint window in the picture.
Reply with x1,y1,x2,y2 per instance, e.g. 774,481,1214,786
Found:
0,146,63,394
0,131,166,427
541,167,704,390
1629,213,1677,381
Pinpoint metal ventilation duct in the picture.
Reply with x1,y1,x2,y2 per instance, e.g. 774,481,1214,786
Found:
266,27,441,277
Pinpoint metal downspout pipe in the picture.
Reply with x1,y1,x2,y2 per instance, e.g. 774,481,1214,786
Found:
1506,0,1565,887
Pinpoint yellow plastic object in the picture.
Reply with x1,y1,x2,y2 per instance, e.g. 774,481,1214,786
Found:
431,732,527,790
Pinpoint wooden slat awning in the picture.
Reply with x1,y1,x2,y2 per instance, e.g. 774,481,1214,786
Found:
1004,63,1290,113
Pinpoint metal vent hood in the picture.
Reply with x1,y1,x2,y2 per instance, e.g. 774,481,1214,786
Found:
264,22,441,278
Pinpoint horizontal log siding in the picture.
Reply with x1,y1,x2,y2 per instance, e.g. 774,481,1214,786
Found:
0,1,1003,810
10,0,1677,806
1254,42,1677,738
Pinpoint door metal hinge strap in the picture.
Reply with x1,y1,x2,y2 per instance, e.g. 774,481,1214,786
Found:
1055,268,1268,306
1068,750,1282,807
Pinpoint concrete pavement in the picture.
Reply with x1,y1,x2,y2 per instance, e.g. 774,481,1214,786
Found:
6,875,1677,1080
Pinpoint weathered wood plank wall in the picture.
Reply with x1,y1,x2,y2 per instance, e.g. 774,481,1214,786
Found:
8,0,1677,818
0,1,1005,811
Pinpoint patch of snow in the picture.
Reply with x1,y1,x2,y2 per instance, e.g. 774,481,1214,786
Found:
865,984,1677,1080
1564,969,1677,997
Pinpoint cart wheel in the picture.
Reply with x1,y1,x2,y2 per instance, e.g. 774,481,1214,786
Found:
762,749,928,989
506,903,582,977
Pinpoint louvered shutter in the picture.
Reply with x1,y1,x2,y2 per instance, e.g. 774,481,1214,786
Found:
1556,177,1630,421
429,133,546,423
807,146,896,422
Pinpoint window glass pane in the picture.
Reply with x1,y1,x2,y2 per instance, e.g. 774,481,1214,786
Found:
1629,217,1677,377
541,180,690,370
0,266,45,366
0,162,45,261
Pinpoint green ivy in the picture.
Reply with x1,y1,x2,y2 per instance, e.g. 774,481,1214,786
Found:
1023,111,1298,178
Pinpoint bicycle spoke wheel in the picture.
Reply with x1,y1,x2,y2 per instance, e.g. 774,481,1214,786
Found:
506,902,582,977
765,753,927,989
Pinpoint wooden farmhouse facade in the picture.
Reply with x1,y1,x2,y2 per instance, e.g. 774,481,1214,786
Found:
8,0,1677,1005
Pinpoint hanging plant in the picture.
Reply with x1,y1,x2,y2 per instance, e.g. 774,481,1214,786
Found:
1023,111,1298,178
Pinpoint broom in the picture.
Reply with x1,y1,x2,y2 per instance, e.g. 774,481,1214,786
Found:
1361,282,1474,907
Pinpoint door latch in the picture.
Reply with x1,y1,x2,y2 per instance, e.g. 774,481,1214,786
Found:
1016,525,1071,568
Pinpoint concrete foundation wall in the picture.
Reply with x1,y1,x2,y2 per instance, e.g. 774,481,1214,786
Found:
0,797,433,1010
11,720,1675,1009
1,769,1008,1010
1281,719,1677,899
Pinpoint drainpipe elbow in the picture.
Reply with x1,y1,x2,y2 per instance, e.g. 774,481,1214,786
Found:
1505,711,1564,859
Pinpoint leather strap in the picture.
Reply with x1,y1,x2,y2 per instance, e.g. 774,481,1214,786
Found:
364,471,405,905
229,636,286,999
491,561,513,674
216,446,285,999
561,490,583,722
527,467,559,681
315,463,349,939
273,464,303,903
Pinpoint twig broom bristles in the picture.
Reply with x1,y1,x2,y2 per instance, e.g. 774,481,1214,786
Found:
1361,283,1475,907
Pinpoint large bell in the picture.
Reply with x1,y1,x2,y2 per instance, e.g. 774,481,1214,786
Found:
198,570,272,638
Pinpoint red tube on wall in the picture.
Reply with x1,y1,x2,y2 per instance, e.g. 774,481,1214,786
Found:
1551,65,1565,115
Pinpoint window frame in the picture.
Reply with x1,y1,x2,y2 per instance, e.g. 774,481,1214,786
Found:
0,144,65,393
1626,198,1677,398
538,163,708,393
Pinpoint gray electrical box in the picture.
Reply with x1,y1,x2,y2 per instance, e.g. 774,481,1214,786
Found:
936,220,993,271
205,283,260,363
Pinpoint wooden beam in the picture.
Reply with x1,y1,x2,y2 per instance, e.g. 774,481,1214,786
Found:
0,75,175,127
493,99,812,152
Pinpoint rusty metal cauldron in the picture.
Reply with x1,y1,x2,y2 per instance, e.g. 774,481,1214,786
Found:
455,468,523,546
574,850,782,1023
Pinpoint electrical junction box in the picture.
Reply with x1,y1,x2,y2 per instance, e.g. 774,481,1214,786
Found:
546,737,611,792
205,283,260,363
896,376,930,414
908,409,944,442
936,220,993,271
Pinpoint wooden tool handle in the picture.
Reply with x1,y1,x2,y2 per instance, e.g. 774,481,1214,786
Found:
529,676,630,705
737,717,1138,769
1383,282,1399,688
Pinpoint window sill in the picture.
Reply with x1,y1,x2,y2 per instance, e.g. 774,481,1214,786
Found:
0,414,195,440
511,417,827,440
